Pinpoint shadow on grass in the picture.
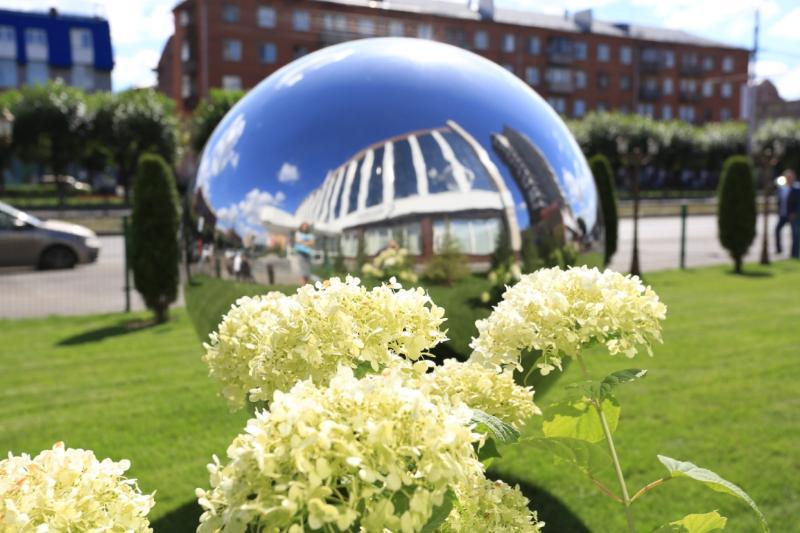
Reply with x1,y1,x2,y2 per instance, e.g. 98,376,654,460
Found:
726,270,774,278
487,470,591,533
57,319,156,346
152,500,202,533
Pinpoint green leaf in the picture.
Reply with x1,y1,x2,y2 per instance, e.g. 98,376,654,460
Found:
655,511,727,532
542,396,620,443
353,361,376,379
420,489,456,533
469,409,520,444
599,369,647,400
658,455,769,532
477,438,501,464
523,437,612,477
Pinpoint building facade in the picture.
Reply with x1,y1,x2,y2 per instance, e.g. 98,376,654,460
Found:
0,8,112,93
160,0,749,123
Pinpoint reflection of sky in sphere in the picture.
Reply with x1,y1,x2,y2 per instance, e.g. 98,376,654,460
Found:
196,38,596,241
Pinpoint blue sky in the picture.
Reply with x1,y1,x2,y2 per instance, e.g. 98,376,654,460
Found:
0,0,798,99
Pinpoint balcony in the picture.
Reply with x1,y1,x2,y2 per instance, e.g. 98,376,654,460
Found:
547,48,573,65
640,58,663,73
679,90,702,102
680,63,703,76
320,30,360,45
639,87,661,101
546,79,574,94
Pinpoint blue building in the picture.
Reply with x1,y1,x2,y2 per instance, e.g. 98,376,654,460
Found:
0,7,112,92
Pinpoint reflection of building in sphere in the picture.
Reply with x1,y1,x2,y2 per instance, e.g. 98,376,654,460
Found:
276,120,520,267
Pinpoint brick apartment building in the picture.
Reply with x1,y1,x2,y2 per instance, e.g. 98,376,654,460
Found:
157,0,749,123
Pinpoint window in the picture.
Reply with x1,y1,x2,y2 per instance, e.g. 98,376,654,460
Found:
525,66,539,85
0,26,14,60
433,218,500,255
222,4,240,23
445,28,465,47
620,45,632,65
620,74,631,91
664,50,675,68
662,104,672,120
70,28,93,65
474,30,488,50
680,79,697,93
663,78,673,95
597,43,609,62
574,99,586,117
574,41,587,60
721,82,732,98
597,72,609,89
257,6,276,28
502,33,515,53
223,39,242,61
259,42,277,64
357,18,375,36
26,61,48,85
702,55,714,71
597,101,608,112
702,80,713,97
389,21,404,37
527,36,540,55
418,24,433,39
179,10,190,26
0,58,16,87
181,75,192,97
25,28,47,61
574,70,586,89
181,42,190,62
546,67,571,85
293,45,308,59
720,107,731,120
637,103,654,117
547,96,566,114
502,63,514,73
722,56,734,73
323,14,347,32
679,105,695,122
71,64,93,91
222,75,241,91
293,10,310,31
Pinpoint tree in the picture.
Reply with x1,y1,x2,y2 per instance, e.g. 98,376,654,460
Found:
12,82,87,206
131,154,181,323
490,222,513,269
355,232,367,269
424,225,469,285
589,154,618,266
717,155,756,274
191,89,245,154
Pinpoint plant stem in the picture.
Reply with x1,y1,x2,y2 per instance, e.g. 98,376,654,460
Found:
631,477,671,502
576,355,637,533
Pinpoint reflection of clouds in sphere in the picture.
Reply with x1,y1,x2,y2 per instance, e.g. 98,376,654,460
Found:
277,163,300,184
196,113,246,195
217,188,286,240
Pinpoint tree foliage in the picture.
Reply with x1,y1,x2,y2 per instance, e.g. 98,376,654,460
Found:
588,154,618,265
191,89,245,154
131,153,181,323
424,226,469,285
717,155,756,274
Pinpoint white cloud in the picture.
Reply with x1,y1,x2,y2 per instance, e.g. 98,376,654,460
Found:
766,7,800,40
277,162,300,183
112,49,159,90
217,188,286,229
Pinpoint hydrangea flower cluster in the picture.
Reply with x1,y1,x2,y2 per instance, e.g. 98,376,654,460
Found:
0,442,154,531
442,474,544,533
362,246,419,284
196,366,482,533
203,276,446,409
471,266,667,374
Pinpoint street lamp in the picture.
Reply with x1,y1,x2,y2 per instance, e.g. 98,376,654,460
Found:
617,135,659,277
754,140,784,266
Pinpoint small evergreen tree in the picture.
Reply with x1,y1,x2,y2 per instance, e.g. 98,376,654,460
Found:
131,154,180,323
424,225,469,285
717,155,756,274
490,222,513,269
589,154,618,266
356,232,367,269
333,238,346,274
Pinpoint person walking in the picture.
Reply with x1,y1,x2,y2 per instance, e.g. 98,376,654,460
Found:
294,222,315,284
775,170,796,254
787,172,800,259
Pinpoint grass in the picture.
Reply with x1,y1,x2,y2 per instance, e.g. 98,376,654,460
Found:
1,261,798,531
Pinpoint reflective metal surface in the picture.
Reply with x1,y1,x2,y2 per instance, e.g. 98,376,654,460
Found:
188,38,602,290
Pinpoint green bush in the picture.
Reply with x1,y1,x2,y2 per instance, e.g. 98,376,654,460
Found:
717,155,756,274
424,227,469,286
131,154,180,323
588,154,618,266
490,222,513,269
191,89,246,154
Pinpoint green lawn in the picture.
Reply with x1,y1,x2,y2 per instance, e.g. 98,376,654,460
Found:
1,262,798,531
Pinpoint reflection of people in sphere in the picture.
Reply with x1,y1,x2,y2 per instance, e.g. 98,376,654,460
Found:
294,222,315,285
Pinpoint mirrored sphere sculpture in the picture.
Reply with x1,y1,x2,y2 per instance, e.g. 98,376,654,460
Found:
187,38,603,336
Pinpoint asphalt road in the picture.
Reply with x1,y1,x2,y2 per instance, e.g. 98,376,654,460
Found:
1,214,790,318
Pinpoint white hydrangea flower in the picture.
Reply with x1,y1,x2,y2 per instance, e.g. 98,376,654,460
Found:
441,473,544,532
196,366,482,533
0,442,154,532
470,266,667,374
203,276,447,409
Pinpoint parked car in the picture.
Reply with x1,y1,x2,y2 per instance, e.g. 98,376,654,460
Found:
40,175,93,193
0,201,101,269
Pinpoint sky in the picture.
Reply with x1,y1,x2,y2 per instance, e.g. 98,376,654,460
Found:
0,0,798,99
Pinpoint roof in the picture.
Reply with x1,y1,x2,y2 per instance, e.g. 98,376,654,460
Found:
313,0,742,49
0,8,113,70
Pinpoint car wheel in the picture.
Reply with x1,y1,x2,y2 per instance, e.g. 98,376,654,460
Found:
39,245,78,270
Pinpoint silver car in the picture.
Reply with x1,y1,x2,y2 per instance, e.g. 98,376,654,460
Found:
0,201,101,269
